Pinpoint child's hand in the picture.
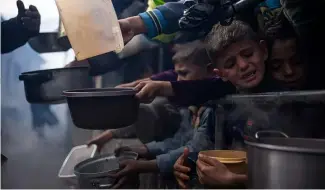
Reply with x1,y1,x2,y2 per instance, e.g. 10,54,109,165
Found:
115,78,151,88
173,148,191,189
109,160,147,179
196,154,234,186
134,81,173,102
87,130,113,152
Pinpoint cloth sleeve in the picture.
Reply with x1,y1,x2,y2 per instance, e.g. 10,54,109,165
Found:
138,0,186,38
169,78,236,106
156,107,216,173
111,125,137,138
1,18,33,54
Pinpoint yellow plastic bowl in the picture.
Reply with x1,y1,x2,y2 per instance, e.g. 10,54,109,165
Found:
199,150,247,174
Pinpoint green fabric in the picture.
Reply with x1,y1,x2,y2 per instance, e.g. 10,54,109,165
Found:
146,0,176,43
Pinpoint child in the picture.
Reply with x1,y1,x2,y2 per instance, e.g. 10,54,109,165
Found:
133,20,274,106
108,40,217,188
171,20,272,188
87,40,214,151
264,10,306,90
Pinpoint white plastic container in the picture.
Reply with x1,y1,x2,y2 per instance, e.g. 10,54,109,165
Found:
58,144,97,186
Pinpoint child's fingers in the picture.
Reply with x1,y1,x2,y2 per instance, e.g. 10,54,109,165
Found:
174,171,190,181
176,178,188,189
174,164,191,173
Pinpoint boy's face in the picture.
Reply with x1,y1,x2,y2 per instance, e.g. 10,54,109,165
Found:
214,40,268,90
269,39,305,89
174,62,213,81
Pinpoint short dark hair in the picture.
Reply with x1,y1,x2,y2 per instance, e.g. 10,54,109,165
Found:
205,20,259,63
172,40,211,66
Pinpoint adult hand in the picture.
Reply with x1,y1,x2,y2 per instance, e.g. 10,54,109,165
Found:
173,148,191,189
87,130,113,152
16,0,40,34
115,78,151,88
134,81,173,102
119,16,146,43
196,154,235,186
114,145,149,158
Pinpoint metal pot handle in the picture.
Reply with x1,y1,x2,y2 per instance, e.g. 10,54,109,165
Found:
19,72,53,82
98,183,114,189
255,130,289,139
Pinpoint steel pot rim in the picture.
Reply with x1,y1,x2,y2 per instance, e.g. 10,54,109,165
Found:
74,154,120,178
63,87,136,97
20,66,89,75
245,138,325,154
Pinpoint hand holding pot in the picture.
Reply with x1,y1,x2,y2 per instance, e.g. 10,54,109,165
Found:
174,148,191,189
87,130,113,152
119,16,146,43
134,81,174,102
110,159,142,179
196,154,243,187
116,78,151,88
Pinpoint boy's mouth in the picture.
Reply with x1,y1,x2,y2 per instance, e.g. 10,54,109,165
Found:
241,70,256,81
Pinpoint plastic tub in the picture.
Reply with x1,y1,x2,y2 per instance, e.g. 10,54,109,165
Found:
58,144,97,186
199,150,247,174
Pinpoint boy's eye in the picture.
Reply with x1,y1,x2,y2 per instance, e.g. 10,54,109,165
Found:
241,49,254,57
290,54,301,65
270,60,282,70
224,58,236,69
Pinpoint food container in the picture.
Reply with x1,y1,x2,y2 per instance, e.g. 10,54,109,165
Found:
74,151,138,189
246,131,325,188
199,150,247,174
63,88,139,129
19,67,93,104
58,145,97,186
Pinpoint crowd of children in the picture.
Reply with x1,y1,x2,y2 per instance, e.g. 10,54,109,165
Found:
87,0,325,188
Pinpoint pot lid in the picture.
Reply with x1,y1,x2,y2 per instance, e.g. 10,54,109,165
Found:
245,138,325,154
63,88,136,97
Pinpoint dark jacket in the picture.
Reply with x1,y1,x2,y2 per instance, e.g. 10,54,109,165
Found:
1,17,36,54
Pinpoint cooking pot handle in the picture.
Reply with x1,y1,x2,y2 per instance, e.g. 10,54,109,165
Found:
98,183,113,189
19,72,53,82
255,130,289,139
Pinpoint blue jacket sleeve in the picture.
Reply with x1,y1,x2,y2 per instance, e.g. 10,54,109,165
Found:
156,107,216,173
145,109,192,156
138,0,186,38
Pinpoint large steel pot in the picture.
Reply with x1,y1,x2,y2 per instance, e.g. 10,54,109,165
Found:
19,67,93,104
63,88,139,129
246,131,325,188
74,151,138,189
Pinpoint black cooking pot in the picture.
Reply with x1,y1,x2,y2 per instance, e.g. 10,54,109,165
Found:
63,88,139,129
246,131,325,189
19,67,93,104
